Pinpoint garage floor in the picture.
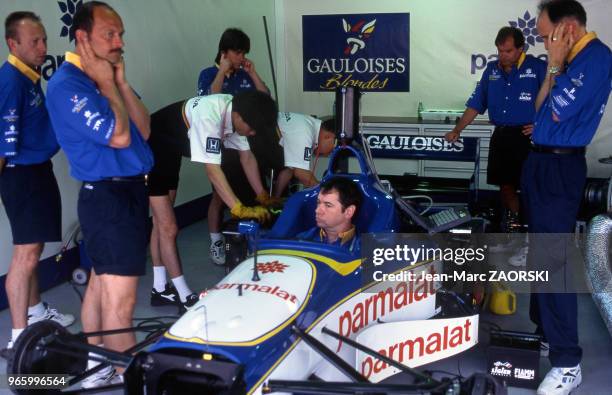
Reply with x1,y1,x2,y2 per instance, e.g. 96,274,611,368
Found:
0,219,610,394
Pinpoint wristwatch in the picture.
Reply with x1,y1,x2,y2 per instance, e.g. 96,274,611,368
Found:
548,65,561,75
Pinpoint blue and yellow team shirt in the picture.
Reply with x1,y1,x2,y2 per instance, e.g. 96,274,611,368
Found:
0,55,59,164
45,52,153,181
533,33,612,147
467,52,546,126
197,65,255,96
297,226,360,254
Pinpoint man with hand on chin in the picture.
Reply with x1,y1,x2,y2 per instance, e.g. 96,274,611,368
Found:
525,1,611,394
197,28,275,266
197,27,269,96
46,1,153,388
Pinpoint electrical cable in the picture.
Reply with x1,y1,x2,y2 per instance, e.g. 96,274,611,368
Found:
402,195,434,214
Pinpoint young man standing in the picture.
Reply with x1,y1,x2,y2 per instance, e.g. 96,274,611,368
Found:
197,28,269,96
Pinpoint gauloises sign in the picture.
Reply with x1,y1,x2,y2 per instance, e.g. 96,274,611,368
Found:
364,134,479,162
303,13,410,92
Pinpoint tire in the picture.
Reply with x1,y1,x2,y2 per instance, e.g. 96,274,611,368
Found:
8,321,87,394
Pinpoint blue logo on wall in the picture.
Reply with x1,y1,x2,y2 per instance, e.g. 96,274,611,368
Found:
58,0,83,43
303,13,410,92
206,137,221,154
509,11,543,51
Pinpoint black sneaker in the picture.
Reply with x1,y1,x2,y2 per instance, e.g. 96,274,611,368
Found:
0,345,13,360
178,293,199,314
151,283,179,306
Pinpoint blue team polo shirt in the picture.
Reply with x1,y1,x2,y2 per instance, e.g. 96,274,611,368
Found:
467,53,546,126
0,55,59,164
532,33,612,147
296,226,360,254
46,52,153,181
197,65,255,95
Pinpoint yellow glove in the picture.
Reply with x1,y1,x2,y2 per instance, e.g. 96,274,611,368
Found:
255,192,284,208
230,202,271,223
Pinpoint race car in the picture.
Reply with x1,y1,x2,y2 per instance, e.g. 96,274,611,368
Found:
7,144,499,395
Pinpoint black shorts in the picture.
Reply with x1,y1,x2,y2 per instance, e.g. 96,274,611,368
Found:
487,125,532,186
78,179,148,276
0,160,62,244
147,101,190,196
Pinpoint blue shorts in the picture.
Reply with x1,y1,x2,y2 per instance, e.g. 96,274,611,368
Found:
0,160,62,244
78,179,148,276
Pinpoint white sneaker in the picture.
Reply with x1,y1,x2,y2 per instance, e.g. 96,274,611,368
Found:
209,239,226,266
27,302,75,327
81,364,117,389
508,246,528,267
537,365,581,395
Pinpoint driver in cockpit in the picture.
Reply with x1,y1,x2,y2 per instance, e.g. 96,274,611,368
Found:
296,176,362,254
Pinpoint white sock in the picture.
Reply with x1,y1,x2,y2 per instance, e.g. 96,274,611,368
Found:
152,266,167,292
11,328,24,343
28,302,45,317
171,275,193,302
210,233,223,243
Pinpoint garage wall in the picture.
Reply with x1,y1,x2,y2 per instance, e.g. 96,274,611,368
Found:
277,0,612,177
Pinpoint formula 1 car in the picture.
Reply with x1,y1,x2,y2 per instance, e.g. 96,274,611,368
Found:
7,143,501,395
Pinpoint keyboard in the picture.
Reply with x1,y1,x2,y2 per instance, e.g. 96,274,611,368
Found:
396,197,472,233
428,207,470,228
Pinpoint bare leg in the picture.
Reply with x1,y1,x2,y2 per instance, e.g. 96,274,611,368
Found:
149,191,182,278
150,211,162,269
6,243,43,330
99,274,138,352
81,269,103,346
500,184,520,214
207,191,225,234
29,270,41,307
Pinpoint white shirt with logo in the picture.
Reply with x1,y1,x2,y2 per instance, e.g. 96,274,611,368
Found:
278,112,322,171
185,94,250,165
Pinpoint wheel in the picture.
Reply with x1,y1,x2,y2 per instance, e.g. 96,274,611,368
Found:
8,321,87,394
71,267,89,285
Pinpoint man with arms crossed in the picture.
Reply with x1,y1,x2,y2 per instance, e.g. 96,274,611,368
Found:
0,11,74,352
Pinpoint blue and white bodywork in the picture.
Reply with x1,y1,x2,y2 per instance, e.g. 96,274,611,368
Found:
138,145,474,394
